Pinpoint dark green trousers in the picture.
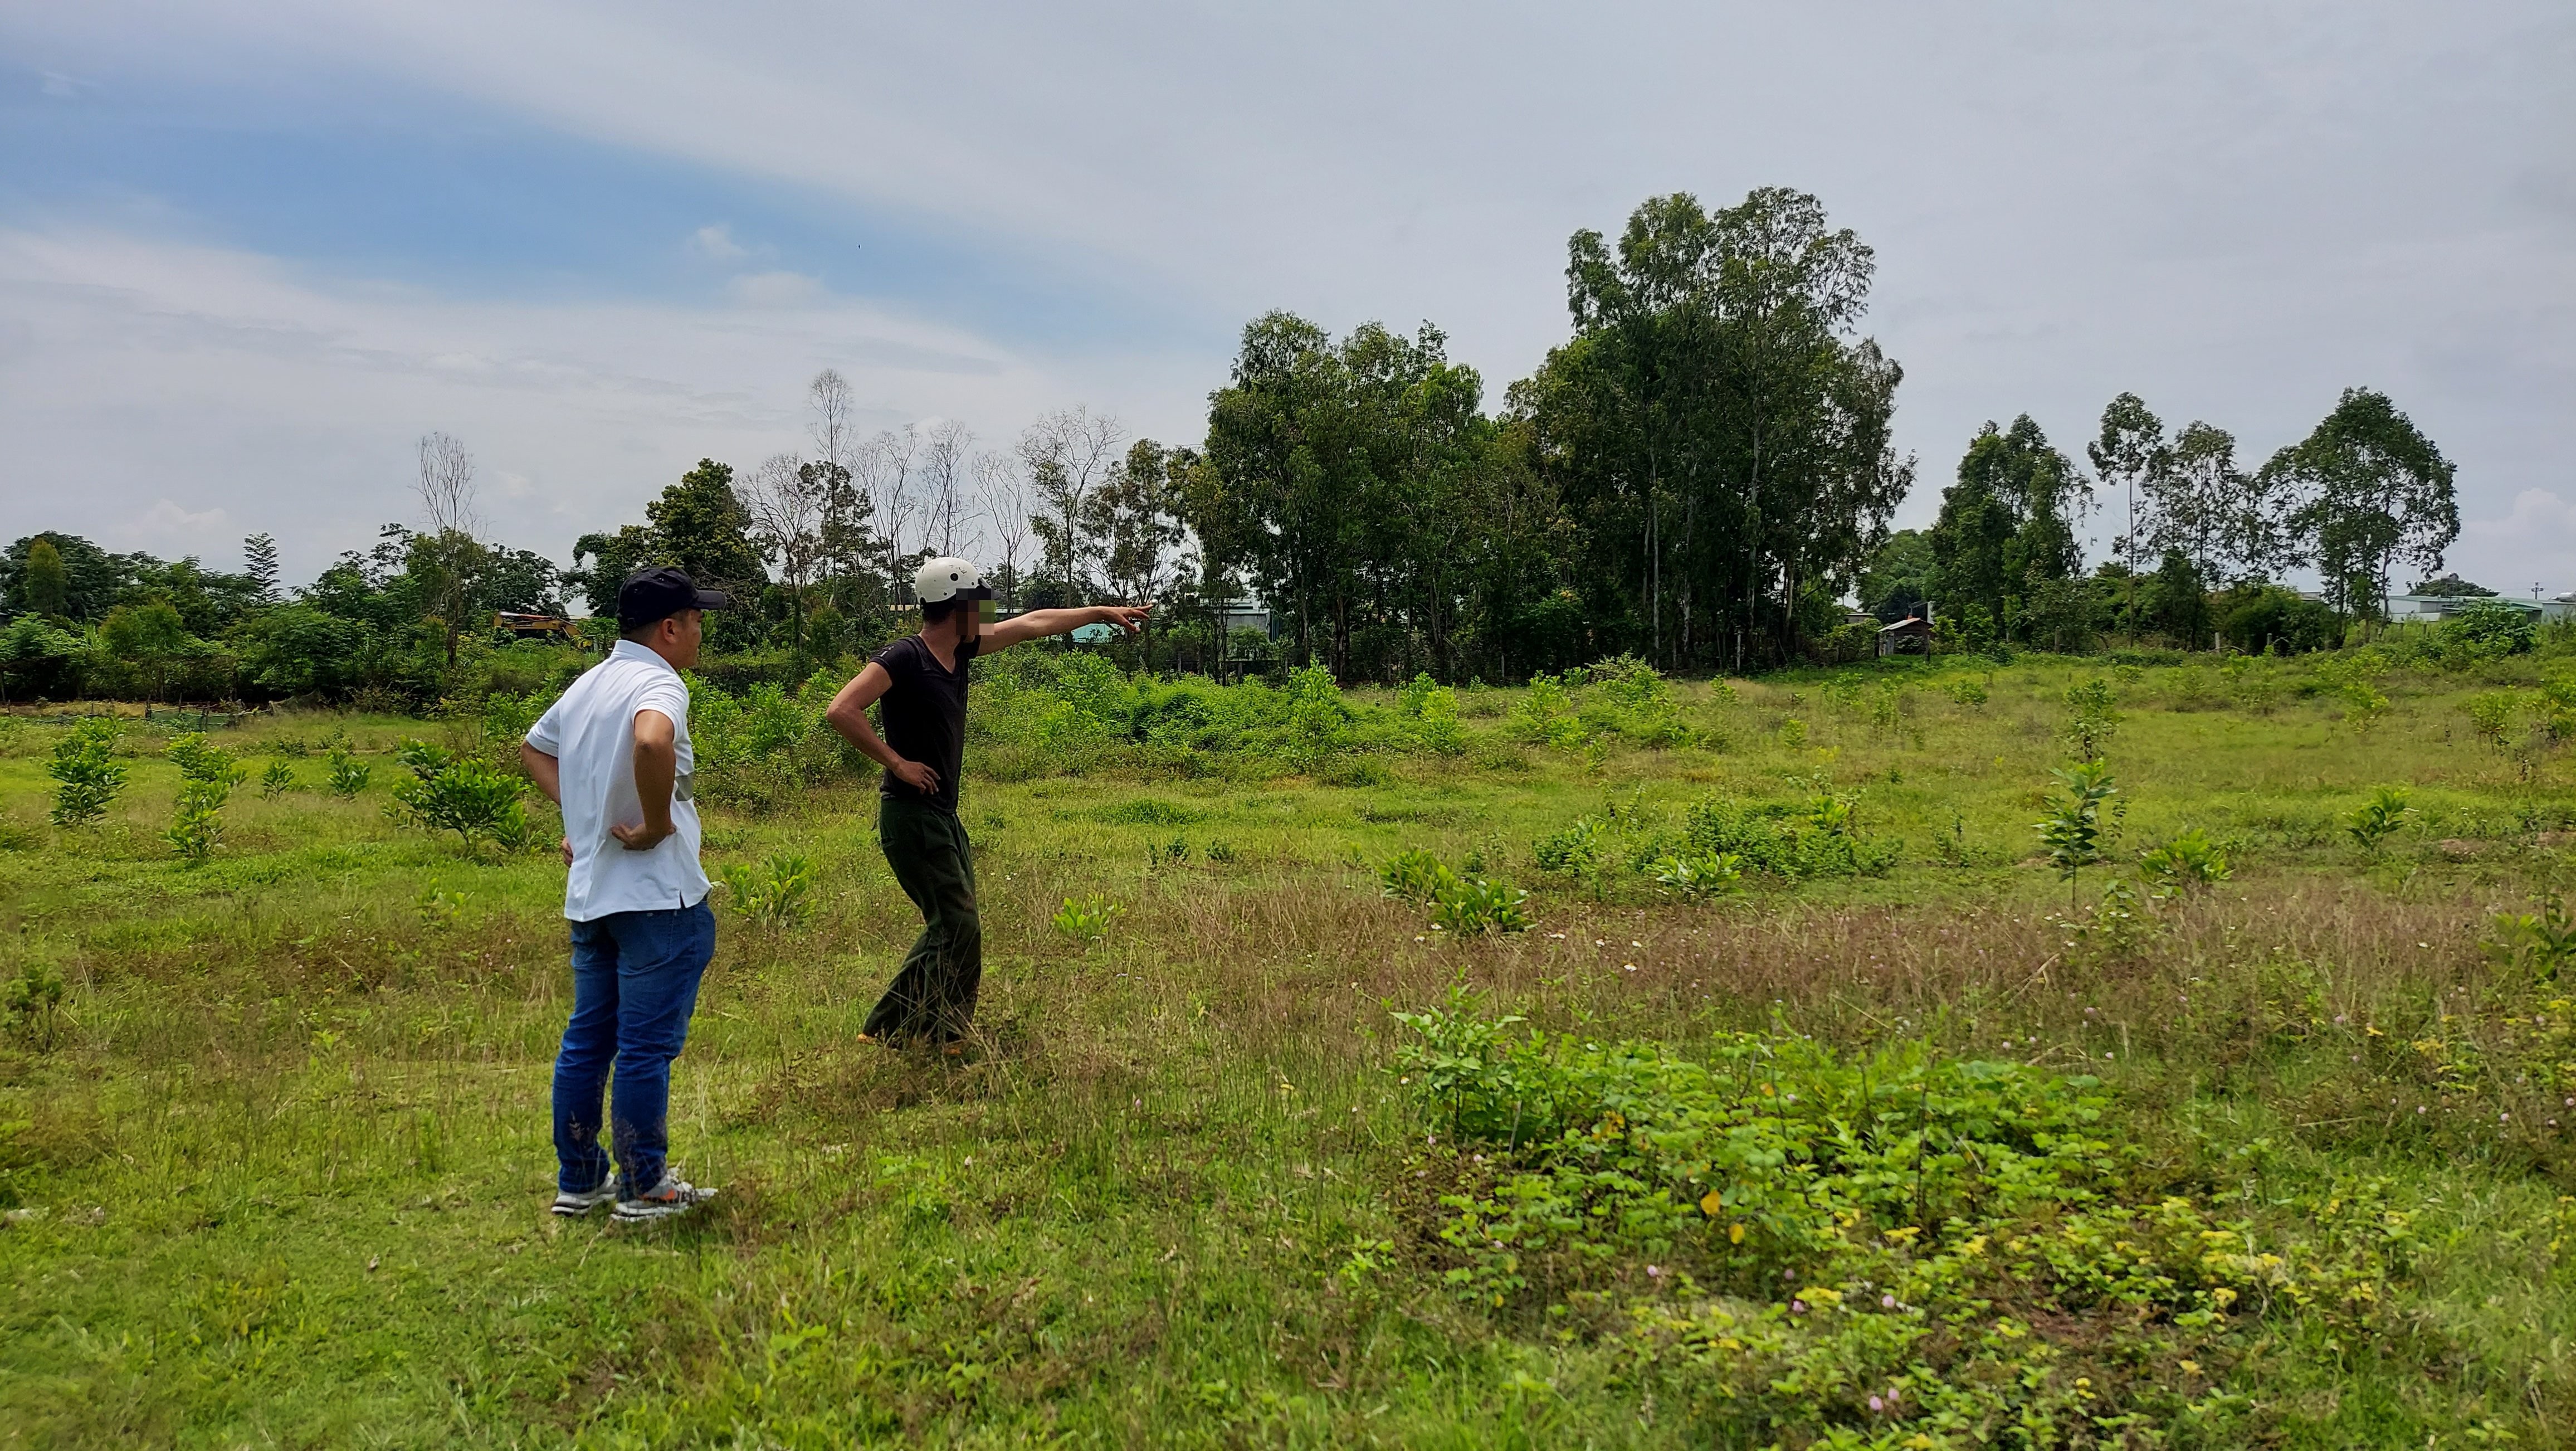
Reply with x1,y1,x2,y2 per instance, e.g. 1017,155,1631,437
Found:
865,795,982,1044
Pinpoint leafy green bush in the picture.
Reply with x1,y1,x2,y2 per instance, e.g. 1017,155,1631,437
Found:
1684,793,1899,882
2484,898,2575,982
1052,894,1123,944
2033,759,2118,905
3,959,67,1051
325,736,372,797
2061,678,2120,758
1648,849,1742,898
2136,827,2231,897
258,758,296,797
46,718,126,827
719,853,817,929
164,732,248,786
1429,875,1531,934
2434,598,2537,663
166,777,229,863
2344,785,2413,857
1379,848,1455,904
387,740,531,849
1946,675,1989,708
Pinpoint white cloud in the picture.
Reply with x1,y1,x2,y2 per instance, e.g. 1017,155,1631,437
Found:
687,223,748,262
724,269,821,309
137,499,233,553
0,226,1158,582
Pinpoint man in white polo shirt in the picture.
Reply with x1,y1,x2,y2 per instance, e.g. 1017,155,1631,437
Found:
520,567,729,1224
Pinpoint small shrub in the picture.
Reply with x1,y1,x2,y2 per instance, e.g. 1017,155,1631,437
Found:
2344,786,2413,857
1430,876,1532,934
1648,849,1743,899
719,853,817,929
1205,840,1237,864
2482,898,2576,982
1533,817,1607,876
2463,691,2518,751
2062,678,2121,758
388,739,531,849
2034,759,2118,908
164,732,247,787
46,718,126,827
258,758,296,798
1684,794,1900,882
1053,894,1123,943
1380,848,1456,904
2136,827,2231,897
326,741,373,797
1775,717,1807,751
3,959,67,1051
166,776,230,863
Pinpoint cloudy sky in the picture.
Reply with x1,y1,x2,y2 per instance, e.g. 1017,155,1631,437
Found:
4,2,2572,596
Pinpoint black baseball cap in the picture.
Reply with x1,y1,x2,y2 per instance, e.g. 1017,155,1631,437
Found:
617,567,732,632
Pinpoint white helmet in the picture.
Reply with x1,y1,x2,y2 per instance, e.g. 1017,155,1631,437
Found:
913,556,994,605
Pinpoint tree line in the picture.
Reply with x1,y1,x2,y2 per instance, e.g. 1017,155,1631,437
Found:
0,186,2472,704
1853,384,2462,657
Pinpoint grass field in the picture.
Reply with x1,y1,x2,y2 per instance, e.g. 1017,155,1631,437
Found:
4,651,2576,1448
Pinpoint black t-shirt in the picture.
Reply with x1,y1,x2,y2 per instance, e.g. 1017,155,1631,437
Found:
872,633,978,812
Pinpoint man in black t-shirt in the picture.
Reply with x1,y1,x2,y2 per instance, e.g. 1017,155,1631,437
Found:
824,557,1146,1048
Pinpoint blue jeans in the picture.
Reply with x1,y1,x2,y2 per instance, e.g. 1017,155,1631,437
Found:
553,902,715,1197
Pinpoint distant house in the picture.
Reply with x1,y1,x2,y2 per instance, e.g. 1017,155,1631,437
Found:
1876,615,1930,657
2382,593,2542,625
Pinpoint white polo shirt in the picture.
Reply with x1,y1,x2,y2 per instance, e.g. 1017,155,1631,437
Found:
525,640,709,922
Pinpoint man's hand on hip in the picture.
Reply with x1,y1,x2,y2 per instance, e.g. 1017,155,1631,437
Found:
611,819,676,851
890,758,941,794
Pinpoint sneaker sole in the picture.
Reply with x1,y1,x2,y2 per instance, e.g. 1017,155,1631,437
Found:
610,1202,706,1223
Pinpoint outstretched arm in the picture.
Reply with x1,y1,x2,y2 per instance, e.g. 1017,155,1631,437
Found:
979,602,1149,655
823,663,941,794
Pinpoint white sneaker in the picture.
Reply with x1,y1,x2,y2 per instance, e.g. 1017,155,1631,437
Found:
611,1173,716,1223
551,1180,619,1216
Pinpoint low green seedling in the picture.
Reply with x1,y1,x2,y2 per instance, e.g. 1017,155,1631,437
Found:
326,742,373,797
1430,876,1531,934
2138,827,2231,897
1053,894,1123,944
1648,849,1743,899
2484,897,2576,982
720,853,817,929
258,758,296,798
2345,786,2413,857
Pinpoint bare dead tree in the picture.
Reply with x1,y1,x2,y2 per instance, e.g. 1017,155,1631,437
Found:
919,418,976,560
740,451,830,661
808,369,857,473
856,424,923,599
1017,406,1121,606
974,449,1032,607
414,430,485,664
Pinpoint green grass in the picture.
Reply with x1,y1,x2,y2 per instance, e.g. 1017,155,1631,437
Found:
2,653,2575,1447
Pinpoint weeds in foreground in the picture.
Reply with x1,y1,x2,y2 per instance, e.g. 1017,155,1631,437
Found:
1393,990,2411,1446
2485,897,2576,982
